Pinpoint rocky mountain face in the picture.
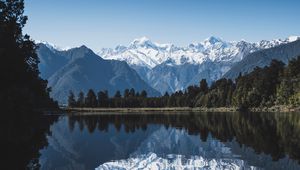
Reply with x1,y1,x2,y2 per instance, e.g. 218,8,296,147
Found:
224,39,300,79
37,44,160,104
99,36,299,94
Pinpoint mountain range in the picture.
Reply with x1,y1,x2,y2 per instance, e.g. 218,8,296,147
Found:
224,38,300,79
37,36,300,103
99,36,300,94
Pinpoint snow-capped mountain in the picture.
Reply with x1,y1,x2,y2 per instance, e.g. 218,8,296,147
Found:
99,36,300,94
35,40,72,52
99,36,299,68
224,39,300,79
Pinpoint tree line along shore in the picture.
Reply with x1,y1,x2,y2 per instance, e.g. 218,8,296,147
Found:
65,105,300,114
67,57,300,112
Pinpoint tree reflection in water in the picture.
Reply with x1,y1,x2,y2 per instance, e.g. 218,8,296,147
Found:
1,109,58,169
67,112,300,163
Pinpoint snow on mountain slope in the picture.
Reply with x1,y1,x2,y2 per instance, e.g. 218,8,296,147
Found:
96,152,254,170
36,40,72,52
96,127,256,170
98,36,299,69
98,36,299,94
224,39,300,79
38,36,300,96
96,125,300,170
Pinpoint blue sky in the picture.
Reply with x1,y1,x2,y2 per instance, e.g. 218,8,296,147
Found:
24,0,300,51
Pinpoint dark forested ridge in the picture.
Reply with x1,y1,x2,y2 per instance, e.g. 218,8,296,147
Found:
68,57,300,109
0,0,57,110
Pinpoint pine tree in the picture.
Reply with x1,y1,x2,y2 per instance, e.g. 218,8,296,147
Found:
68,90,76,107
0,0,56,109
164,92,169,97
140,90,147,98
124,89,130,98
114,90,122,98
77,91,85,107
129,88,135,97
199,79,208,93
85,89,97,107
97,90,109,107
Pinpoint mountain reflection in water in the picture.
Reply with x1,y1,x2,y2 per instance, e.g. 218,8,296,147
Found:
38,112,300,169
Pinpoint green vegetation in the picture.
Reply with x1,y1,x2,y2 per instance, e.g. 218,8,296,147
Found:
276,57,300,106
0,0,57,110
69,57,300,109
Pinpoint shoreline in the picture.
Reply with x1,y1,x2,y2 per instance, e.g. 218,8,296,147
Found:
63,106,300,113
64,107,236,113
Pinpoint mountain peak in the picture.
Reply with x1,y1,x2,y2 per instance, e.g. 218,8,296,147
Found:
130,36,156,48
287,36,300,42
78,45,89,49
36,40,63,51
36,40,72,51
134,36,150,42
66,45,92,52
66,45,96,59
204,36,223,45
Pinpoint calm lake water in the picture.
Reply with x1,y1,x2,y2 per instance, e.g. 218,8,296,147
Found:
34,112,300,169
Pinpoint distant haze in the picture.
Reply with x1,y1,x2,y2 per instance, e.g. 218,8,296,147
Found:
24,0,300,51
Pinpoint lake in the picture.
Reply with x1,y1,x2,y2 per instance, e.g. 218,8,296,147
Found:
34,112,300,169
